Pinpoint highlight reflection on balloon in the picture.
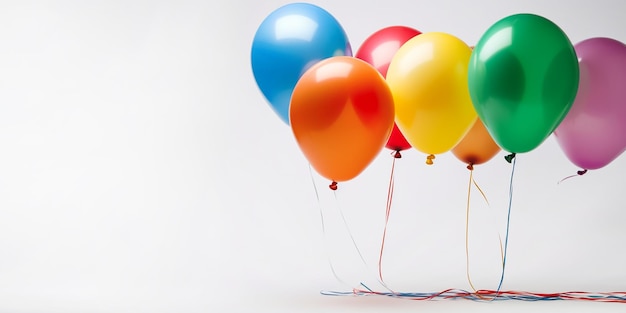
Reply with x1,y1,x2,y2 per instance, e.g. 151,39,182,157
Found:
251,3,352,125
554,37,626,170
356,26,421,153
468,14,579,153
290,56,394,183
387,32,476,157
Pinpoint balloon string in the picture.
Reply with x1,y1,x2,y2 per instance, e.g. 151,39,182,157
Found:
323,287,626,302
472,173,504,278
469,168,504,261
465,166,482,295
322,157,626,302
465,164,505,300
308,164,352,289
321,153,626,302
557,169,588,184
332,189,395,293
467,165,504,259
493,155,517,298
471,174,490,207
333,190,369,270
379,154,396,283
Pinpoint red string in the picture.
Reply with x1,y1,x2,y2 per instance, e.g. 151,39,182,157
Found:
319,154,626,304
557,169,588,184
378,154,396,283
330,287,626,302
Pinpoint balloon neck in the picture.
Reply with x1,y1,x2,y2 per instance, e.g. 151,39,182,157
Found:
329,181,338,190
426,154,435,165
393,151,402,159
577,169,588,176
504,153,516,163
466,163,474,171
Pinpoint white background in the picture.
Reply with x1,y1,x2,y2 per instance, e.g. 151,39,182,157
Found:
0,0,625,312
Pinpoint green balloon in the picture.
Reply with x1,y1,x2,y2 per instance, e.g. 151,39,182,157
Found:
468,13,579,153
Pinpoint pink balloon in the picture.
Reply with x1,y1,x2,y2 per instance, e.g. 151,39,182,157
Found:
554,37,626,170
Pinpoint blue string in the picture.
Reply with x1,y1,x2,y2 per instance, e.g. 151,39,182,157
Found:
493,155,516,297
318,155,626,303
322,286,626,302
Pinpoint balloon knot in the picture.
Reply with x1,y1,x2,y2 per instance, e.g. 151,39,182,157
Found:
504,153,516,163
329,181,338,190
393,151,402,159
577,169,588,176
467,163,474,171
426,154,435,165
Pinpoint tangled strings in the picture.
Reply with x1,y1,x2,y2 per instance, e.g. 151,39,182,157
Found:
322,287,626,303
314,154,626,303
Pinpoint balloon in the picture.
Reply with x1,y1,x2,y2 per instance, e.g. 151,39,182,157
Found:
468,13,579,153
355,26,421,153
290,56,394,183
386,32,476,158
554,37,626,170
452,118,501,167
251,3,351,125
385,124,412,153
355,26,421,77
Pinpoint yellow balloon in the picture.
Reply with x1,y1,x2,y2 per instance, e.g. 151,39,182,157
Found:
386,32,477,158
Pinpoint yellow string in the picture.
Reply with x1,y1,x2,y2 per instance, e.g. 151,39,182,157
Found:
465,166,505,300
471,175,504,264
465,168,482,295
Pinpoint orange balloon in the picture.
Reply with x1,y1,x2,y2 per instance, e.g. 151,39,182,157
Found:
290,56,395,182
451,118,501,166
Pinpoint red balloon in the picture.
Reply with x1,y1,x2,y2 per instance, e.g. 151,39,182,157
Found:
356,26,421,152
386,123,412,152
356,26,422,77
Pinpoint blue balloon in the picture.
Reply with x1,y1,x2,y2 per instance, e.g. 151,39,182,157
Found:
251,3,352,125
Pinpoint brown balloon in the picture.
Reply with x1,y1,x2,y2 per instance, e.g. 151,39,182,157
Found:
452,118,501,167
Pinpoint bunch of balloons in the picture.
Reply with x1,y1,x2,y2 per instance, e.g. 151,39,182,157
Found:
251,3,626,186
